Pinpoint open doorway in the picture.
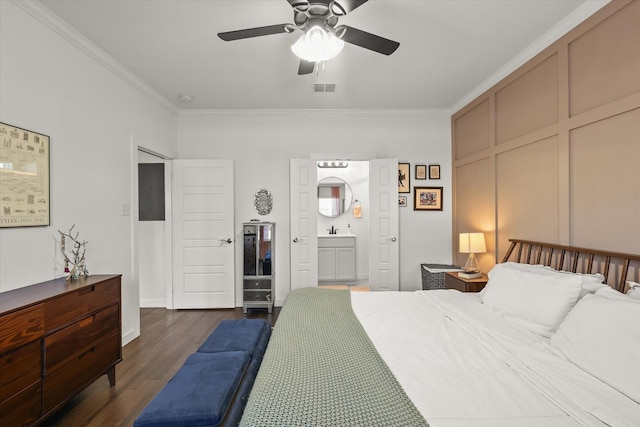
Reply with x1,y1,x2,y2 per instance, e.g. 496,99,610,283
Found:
290,157,399,292
137,148,172,308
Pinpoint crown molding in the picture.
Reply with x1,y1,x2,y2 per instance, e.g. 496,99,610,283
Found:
177,108,452,117
450,0,610,114
12,0,178,115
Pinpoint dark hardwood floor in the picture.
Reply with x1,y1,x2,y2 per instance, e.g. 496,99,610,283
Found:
42,307,279,427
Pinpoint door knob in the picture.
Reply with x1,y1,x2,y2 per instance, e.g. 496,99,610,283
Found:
220,238,232,244
293,237,299,243
391,237,397,242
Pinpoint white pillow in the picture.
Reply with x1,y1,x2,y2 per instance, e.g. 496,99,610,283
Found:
551,293,640,403
596,286,632,300
627,281,640,300
497,262,606,297
544,267,606,297
482,263,583,337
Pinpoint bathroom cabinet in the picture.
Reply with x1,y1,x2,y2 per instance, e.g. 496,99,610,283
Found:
243,222,274,313
318,236,356,282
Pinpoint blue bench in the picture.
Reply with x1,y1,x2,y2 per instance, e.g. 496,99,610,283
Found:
134,319,271,427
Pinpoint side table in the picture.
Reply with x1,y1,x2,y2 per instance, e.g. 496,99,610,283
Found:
445,272,488,293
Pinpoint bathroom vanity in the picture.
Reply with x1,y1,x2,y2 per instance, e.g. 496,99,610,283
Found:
318,235,356,282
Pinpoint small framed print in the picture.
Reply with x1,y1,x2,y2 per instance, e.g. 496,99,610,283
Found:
414,187,443,211
398,162,410,193
415,164,426,180
429,164,441,180
398,195,407,207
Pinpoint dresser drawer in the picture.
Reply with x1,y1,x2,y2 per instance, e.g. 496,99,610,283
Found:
243,290,272,302
243,279,272,290
0,382,41,427
44,278,120,332
0,304,44,353
45,303,119,372
43,332,120,412
0,340,41,404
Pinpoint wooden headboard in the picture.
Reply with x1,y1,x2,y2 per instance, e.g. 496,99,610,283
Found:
501,239,640,292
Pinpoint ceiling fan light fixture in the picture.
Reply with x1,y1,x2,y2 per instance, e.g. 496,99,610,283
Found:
291,25,344,62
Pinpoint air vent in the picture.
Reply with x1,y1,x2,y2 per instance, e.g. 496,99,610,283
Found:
313,83,336,93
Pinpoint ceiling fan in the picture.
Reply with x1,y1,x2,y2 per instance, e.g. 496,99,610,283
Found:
218,0,400,75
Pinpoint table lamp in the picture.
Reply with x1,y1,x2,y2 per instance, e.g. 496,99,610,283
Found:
459,232,486,273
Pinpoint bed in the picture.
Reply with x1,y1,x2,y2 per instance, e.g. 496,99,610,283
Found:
240,239,640,426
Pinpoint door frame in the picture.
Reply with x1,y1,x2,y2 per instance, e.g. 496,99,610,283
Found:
132,144,174,308
291,155,399,291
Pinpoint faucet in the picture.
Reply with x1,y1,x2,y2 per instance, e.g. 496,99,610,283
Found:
327,225,338,235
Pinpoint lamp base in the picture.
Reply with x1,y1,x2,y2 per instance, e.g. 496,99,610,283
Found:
464,253,479,273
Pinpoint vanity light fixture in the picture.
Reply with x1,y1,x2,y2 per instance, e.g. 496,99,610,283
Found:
317,161,349,168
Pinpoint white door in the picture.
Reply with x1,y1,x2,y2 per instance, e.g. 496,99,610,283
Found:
172,159,235,308
369,159,399,291
290,159,318,290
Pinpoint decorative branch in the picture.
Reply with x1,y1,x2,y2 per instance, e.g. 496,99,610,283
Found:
58,225,90,280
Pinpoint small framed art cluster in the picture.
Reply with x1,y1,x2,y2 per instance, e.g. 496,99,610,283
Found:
398,162,442,211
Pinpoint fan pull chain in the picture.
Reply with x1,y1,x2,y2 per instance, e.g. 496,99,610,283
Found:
317,60,326,76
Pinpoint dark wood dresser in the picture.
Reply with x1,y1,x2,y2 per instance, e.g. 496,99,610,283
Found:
0,274,122,426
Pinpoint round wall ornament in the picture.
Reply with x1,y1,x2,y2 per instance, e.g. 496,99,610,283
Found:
254,189,273,215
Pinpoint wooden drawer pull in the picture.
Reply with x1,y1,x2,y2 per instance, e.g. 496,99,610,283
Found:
78,285,96,296
78,314,96,328
78,346,97,360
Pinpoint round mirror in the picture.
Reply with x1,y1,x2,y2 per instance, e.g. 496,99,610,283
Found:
317,177,353,218
254,189,273,215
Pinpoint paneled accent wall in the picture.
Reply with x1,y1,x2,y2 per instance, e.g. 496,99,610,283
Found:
452,0,640,274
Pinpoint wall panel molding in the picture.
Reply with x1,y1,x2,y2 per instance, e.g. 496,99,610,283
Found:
452,0,640,265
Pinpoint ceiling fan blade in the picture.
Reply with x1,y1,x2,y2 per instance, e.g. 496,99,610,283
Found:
336,25,399,55
286,0,309,8
298,60,315,75
332,0,369,15
218,24,293,41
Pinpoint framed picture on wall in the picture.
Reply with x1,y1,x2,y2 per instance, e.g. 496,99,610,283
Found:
398,162,410,193
429,164,441,180
0,122,50,228
398,195,407,207
414,187,443,211
415,164,427,180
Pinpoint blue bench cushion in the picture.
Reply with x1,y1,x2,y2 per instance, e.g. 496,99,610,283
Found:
197,319,271,359
134,351,250,427
196,319,272,426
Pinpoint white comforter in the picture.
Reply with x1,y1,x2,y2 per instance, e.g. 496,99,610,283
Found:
351,290,640,427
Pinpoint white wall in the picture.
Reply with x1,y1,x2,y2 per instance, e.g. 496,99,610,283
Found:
177,109,453,304
0,2,178,344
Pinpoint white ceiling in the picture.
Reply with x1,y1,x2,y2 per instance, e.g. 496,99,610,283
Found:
37,0,605,111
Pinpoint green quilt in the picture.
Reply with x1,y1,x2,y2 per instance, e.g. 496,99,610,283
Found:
240,288,428,427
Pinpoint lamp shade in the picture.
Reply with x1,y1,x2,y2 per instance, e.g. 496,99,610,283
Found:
459,233,486,254
291,26,344,62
